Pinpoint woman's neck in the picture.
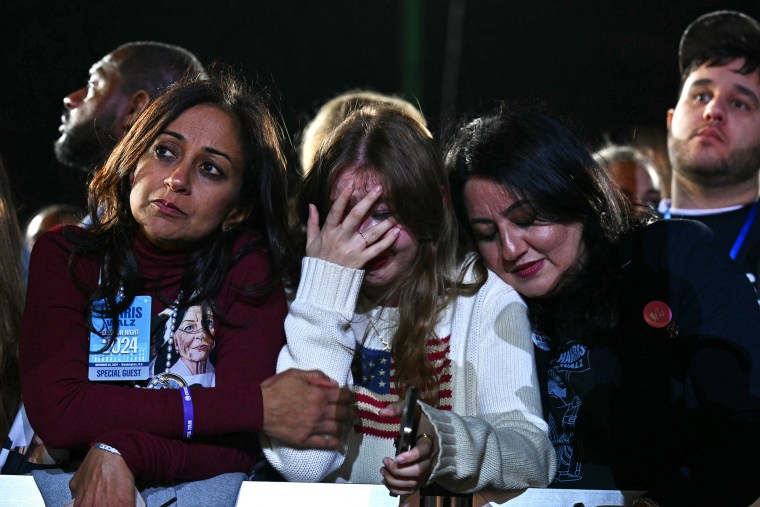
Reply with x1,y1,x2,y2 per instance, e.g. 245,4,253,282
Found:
182,358,207,375
360,287,399,308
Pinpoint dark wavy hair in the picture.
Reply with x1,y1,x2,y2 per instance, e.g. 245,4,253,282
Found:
298,105,479,404
447,106,654,344
68,73,296,343
0,155,24,442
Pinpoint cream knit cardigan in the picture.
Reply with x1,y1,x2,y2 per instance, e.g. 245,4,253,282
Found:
262,256,557,491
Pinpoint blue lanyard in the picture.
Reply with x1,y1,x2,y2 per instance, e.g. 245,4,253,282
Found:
730,200,759,260
663,200,759,260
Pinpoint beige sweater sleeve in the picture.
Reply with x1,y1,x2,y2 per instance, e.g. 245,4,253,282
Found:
262,257,364,482
421,271,557,491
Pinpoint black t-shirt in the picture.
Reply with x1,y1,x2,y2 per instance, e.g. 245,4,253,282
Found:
663,201,760,304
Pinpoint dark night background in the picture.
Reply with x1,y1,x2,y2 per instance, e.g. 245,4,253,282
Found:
2,0,759,227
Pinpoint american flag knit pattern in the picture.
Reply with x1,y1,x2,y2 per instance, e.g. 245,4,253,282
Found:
354,335,453,438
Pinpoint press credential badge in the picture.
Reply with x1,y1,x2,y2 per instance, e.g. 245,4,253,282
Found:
88,296,152,381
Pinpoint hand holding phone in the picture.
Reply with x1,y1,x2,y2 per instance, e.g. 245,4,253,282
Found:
394,386,419,456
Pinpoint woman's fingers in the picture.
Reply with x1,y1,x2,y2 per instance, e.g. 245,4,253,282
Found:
323,181,354,228
381,457,428,496
394,436,433,465
306,204,321,247
307,184,408,269
380,413,437,496
362,224,400,255
307,183,399,267
340,185,383,233
379,400,403,417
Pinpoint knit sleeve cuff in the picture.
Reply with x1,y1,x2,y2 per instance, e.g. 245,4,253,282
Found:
418,403,458,481
295,257,364,313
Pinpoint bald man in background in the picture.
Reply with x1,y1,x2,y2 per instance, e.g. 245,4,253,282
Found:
55,41,206,172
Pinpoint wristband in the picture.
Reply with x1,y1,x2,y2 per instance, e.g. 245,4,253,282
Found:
181,386,194,440
92,442,121,456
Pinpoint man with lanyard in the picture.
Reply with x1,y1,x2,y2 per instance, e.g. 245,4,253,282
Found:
662,10,760,304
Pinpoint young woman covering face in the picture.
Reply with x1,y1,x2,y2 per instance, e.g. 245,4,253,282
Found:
328,166,418,298
447,107,760,507
263,105,556,496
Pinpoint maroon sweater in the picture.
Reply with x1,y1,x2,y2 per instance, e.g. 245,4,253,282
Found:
19,226,287,482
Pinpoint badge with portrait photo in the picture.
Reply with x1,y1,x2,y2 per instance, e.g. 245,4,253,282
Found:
149,304,217,388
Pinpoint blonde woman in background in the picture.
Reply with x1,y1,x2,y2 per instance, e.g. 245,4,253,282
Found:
299,89,427,175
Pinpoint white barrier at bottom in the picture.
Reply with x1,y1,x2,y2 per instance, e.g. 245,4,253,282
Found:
235,481,644,507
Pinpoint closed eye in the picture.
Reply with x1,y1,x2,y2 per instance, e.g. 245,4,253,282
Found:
513,217,537,228
372,211,392,222
471,224,497,242
475,231,497,242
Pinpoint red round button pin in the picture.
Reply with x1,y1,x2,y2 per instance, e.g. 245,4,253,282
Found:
643,300,672,329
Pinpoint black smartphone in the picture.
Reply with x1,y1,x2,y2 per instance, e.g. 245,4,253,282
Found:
394,386,419,456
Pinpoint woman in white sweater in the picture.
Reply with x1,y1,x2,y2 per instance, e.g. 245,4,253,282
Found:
263,105,556,496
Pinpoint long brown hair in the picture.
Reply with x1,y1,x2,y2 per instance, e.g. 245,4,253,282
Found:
0,156,24,441
68,72,297,344
298,105,480,404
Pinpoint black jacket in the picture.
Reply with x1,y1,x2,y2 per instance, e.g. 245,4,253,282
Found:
536,219,760,506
